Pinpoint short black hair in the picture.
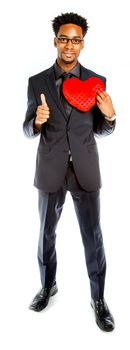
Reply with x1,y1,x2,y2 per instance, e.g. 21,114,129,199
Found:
52,12,89,37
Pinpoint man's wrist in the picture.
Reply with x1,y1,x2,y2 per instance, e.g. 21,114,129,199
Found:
104,111,116,122
33,118,42,133
34,119,42,130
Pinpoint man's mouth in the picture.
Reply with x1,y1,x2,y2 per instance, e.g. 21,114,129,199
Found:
63,52,74,57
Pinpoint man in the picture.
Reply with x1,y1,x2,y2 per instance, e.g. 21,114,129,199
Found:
23,12,116,331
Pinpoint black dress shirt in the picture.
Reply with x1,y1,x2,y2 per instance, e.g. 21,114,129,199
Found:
53,61,81,161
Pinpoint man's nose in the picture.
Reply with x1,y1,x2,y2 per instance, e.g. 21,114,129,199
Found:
65,39,73,48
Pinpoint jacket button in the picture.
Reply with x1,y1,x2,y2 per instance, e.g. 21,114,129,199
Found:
67,127,70,132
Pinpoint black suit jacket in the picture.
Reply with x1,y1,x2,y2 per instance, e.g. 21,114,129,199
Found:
23,63,115,192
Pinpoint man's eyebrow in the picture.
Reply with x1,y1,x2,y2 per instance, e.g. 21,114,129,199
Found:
59,34,82,38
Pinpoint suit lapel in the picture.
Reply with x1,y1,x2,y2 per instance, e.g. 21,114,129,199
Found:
80,64,91,80
45,66,68,121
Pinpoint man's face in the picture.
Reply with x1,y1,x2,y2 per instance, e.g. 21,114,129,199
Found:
54,23,84,66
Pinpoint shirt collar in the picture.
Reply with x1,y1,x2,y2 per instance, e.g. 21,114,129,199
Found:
54,60,80,79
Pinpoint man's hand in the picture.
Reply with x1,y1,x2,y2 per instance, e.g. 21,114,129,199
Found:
35,93,50,129
96,91,115,118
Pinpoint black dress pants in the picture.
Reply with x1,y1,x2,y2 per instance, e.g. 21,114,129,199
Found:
37,161,106,300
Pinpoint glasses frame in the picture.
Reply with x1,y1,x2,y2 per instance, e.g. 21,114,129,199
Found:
56,37,84,45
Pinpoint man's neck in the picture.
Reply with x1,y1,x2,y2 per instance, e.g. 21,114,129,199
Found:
56,58,78,72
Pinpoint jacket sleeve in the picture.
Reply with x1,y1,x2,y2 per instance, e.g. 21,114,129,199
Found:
93,77,116,137
23,78,42,138
93,104,116,138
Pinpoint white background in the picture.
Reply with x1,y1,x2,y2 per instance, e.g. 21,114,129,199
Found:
0,0,130,348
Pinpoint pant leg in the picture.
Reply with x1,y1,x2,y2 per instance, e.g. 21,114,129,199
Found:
71,189,106,300
38,187,66,288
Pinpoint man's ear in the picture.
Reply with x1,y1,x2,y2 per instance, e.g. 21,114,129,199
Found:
54,37,57,47
81,39,84,50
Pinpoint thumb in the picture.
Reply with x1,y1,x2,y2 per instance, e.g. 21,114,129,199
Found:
40,93,48,107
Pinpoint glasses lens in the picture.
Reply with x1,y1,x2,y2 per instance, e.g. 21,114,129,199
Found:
72,39,81,44
57,37,82,44
58,38,67,43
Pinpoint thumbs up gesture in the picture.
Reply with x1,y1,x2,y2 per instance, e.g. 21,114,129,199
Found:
35,93,50,129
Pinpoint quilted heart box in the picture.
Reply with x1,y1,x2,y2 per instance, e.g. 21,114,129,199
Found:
62,76,105,112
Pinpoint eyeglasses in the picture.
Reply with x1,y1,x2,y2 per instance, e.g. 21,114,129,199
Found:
57,37,83,45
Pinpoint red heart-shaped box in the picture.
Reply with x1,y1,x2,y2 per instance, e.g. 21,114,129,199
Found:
62,77,105,112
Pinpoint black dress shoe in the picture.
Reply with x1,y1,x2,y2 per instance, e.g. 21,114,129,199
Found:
91,299,115,332
29,283,58,312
